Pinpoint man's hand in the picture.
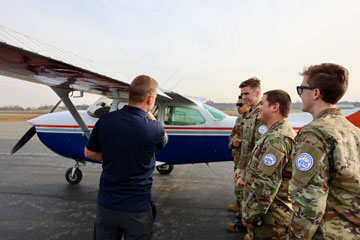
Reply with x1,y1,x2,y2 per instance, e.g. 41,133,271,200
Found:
84,147,103,162
241,219,254,229
147,111,156,120
234,168,241,180
232,134,242,148
236,177,245,187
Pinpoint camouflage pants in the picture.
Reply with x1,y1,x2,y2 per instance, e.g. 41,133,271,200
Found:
248,224,289,240
233,165,243,203
248,202,291,240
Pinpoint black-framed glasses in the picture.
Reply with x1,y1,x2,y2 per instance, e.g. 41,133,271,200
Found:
296,85,315,96
236,103,244,107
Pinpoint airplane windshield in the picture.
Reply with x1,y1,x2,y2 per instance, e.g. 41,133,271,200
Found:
203,104,228,121
87,96,113,118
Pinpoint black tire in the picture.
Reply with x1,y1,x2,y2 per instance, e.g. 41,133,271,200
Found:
156,164,174,175
65,168,83,185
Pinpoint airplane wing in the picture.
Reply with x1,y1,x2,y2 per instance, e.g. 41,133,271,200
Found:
0,25,170,99
0,25,170,144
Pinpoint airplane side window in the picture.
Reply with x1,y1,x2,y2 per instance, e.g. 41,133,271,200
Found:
164,106,205,125
87,96,112,118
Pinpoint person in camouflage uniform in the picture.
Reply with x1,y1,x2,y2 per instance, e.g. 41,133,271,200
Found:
241,90,296,240
289,63,360,239
228,77,267,234
235,78,268,205
227,95,250,213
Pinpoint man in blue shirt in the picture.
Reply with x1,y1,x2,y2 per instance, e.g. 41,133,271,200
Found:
85,75,168,240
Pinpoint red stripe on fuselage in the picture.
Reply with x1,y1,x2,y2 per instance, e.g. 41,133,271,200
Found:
34,125,304,131
35,125,94,128
35,125,231,130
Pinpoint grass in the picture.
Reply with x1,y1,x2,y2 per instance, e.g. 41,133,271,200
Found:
0,113,42,122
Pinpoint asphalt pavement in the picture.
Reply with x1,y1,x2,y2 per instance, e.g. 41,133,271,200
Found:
0,122,245,240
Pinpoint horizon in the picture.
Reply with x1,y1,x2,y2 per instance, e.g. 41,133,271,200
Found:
1,100,359,110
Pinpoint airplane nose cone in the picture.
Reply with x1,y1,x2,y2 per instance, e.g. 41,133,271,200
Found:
27,116,41,126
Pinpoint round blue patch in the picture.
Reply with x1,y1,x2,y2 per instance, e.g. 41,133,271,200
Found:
263,154,276,166
296,153,314,171
258,125,268,135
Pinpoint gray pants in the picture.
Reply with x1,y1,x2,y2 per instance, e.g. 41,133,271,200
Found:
94,204,154,240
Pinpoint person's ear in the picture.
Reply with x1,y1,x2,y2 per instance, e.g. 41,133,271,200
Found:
272,102,280,113
313,88,322,100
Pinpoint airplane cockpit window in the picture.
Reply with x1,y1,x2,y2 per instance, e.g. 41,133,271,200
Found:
164,106,205,125
87,96,112,118
203,104,228,121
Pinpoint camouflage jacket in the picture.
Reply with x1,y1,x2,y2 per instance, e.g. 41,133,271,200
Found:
289,108,360,239
236,103,268,179
229,114,246,164
242,119,296,225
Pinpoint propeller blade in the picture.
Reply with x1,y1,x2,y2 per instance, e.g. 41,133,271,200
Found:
11,99,61,154
11,126,36,154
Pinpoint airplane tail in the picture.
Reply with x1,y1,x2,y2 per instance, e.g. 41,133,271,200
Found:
345,108,360,128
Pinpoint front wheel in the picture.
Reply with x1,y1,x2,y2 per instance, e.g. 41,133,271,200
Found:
156,164,174,175
65,168,83,185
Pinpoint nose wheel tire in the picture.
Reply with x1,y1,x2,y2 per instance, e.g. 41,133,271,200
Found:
156,164,174,175
65,168,83,185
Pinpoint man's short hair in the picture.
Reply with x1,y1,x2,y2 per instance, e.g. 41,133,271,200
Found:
300,63,349,104
239,77,261,90
264,90,292,117
129,75,158,103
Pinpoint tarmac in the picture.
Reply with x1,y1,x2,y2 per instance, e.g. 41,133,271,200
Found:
0,122,246,240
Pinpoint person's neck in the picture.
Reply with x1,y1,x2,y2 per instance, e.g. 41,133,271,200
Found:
250,100,260,110
309,101,335,118
128,102,148,112
264,114,284,129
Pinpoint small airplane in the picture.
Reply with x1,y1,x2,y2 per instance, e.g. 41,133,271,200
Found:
1,26,359,185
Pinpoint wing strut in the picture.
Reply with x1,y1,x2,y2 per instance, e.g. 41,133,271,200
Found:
51,87,91,138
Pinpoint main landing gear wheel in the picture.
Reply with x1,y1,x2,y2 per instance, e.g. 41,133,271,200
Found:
156,164,174,175
65,161,83,185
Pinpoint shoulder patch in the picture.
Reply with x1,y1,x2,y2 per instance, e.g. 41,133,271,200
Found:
258,125,268,135
296,153,313,171
263,154,276,166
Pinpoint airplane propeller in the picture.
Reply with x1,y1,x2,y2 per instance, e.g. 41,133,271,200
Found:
11,100,62,154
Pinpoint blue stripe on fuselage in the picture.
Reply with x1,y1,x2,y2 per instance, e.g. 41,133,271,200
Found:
36,132,232,164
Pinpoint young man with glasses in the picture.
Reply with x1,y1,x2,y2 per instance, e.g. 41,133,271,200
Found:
227,96,250,228
289,63,360,239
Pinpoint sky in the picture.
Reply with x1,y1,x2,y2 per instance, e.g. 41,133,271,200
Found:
1,0,360,107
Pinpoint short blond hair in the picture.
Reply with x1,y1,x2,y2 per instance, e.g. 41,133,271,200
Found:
129,75,158,103
239,77,261,90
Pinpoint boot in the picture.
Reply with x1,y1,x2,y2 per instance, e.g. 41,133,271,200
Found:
226,223,240,233
243,233,250,240
227,204,241,212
